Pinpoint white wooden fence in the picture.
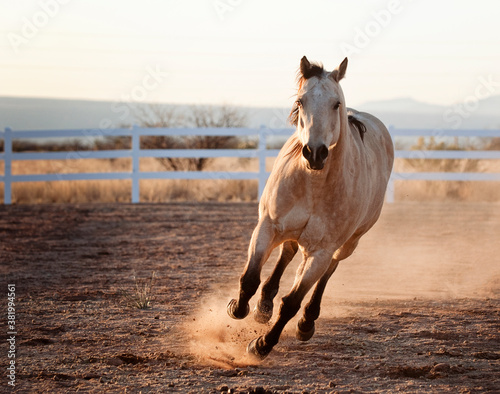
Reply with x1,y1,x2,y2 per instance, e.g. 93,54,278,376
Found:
387,128,500,203
0,126,499,204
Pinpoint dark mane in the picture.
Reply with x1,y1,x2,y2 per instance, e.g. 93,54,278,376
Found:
301,62,325,80
348,114,367,142
289,62,325,126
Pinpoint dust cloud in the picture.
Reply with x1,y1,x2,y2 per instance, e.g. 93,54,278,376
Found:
186,202,500,366
185,293,268,369
328,202,499,298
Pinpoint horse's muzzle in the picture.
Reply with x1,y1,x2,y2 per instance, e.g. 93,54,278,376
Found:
302,144,329,170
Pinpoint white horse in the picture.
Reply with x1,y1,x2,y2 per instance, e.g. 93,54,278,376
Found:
227,56,394,360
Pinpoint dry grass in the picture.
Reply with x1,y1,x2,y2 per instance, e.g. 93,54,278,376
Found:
393,157,500,202
0,155,499,204
392,137,500,201
119,271,157,310
1,157,260,204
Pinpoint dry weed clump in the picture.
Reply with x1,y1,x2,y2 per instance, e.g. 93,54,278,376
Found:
119,272,157,310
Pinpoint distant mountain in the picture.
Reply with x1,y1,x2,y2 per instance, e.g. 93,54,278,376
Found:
0,97,137,131
357,96,500,130
0,95,498,132
475,95,500,115
357,97,445,114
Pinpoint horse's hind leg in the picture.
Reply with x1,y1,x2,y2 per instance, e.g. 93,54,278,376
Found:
296,233,363,341
247,249,332,360
296,259,339,341
254,241,298,324
227,217,277,320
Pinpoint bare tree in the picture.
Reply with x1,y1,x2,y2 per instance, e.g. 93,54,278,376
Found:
131,103,186,170
187,104,247,128
134,103,248,171
486,137,500,150
132,103,183,128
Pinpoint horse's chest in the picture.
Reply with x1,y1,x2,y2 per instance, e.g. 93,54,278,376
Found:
273,204,330,249
297,214,329,249
273,205,309,239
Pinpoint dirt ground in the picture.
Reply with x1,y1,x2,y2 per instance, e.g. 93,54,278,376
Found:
1,202,499,393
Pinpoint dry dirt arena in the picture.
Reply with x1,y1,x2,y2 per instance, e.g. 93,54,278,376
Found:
1,202,499,393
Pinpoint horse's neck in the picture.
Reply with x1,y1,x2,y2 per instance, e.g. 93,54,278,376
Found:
328,111,356,172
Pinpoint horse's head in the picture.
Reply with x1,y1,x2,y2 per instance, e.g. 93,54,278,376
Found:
290,56,348,171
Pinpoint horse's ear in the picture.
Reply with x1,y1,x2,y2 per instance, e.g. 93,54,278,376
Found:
300,56,311,77
330,57,348,82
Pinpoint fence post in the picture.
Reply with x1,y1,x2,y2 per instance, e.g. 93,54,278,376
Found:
4,127,12,205
258,127,267,200
131,126,140,203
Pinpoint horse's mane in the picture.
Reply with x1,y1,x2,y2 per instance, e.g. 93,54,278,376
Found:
299,62,325,81
347,113,367,142
289,103,300,127
289,61,325,127
285,138,303,158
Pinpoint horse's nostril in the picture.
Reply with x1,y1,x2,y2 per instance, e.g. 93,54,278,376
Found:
318,145,329,161
302,145,312,160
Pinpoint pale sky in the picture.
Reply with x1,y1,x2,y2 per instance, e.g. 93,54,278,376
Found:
1,0,499,108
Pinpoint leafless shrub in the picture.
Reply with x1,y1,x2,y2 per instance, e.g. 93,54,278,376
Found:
406,137,479,172
485,137,500,151
93,136,131,150
134,104,248,171
404,137,481,200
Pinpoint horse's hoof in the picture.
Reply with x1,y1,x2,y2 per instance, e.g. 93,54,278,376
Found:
296,322,315,341
227,299,250,320
247,337,271,361
253,300,273,324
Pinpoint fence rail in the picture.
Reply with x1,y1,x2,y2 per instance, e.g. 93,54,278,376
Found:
386,127,500,203
1,126,499,204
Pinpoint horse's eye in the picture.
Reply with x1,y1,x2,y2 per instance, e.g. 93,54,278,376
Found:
333,101,341,110
296,99,303,108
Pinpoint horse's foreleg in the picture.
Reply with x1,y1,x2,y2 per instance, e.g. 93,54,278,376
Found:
247,249,332,360
254,240,298,324
227,217,276,320
296,259,339,341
